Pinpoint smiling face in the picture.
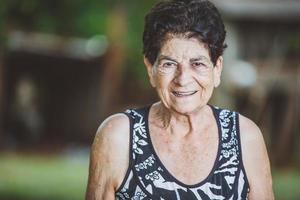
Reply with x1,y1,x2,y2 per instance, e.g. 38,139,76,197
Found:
144,36,223,114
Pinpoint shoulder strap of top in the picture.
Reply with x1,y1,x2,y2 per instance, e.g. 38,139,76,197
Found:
210,106,250,200
115,107,153,198
124,106,151,160
235,112,250,190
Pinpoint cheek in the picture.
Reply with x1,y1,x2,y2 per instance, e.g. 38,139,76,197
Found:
196,75,214,89
155,75,172,89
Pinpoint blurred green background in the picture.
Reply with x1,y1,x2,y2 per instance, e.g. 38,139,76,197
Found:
0,0,299,199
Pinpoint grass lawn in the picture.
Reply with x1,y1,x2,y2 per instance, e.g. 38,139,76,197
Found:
0,152,89,200
273,167,300,200
0,152,299,200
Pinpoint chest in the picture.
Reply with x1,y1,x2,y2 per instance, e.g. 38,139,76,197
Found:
150,128,219,185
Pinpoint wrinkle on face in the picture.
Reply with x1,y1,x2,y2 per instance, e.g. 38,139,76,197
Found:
145,36,222,129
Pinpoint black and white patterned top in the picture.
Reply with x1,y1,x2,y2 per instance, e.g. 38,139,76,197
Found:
115,105,249,200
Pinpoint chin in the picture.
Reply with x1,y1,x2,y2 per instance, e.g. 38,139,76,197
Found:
171,103,205,115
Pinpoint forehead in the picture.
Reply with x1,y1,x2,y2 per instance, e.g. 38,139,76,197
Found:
159,37,210,60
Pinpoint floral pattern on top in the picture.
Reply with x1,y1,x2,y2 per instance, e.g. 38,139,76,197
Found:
116,106,249,199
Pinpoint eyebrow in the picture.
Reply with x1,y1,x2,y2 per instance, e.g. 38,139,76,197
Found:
190,56,211,63
157,55,178,63
158,55,211,63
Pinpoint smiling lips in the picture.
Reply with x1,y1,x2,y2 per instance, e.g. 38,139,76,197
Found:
172,91,198,97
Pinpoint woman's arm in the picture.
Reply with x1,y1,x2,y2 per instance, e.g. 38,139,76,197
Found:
240,115,274,200
85,114,130,200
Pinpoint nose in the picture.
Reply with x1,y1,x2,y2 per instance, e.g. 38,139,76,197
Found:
173,65,194,86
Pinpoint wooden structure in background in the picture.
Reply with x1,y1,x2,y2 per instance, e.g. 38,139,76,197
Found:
2,32,108,148
98,4,128,118
214,0,300,166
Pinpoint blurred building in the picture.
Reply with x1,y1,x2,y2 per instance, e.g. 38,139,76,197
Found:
1,32,108,149
212,0,300,166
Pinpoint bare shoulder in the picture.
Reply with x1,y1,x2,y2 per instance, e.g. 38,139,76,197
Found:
94,113,130,149
238,114,274,200
92,113,130,176
239,114,264,143
86,113,130,199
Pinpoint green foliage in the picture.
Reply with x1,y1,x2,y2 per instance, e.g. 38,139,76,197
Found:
125,1,157,86
0,0,108,37
0,0,158,85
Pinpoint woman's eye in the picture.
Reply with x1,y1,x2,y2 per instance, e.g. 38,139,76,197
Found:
157,61,177,74
193,62,206,68
162,62,176,68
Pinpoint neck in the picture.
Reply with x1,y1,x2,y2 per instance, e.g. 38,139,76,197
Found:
152,102,211,137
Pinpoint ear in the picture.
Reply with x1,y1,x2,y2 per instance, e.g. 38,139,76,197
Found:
144,56,156,87
213,56,223,87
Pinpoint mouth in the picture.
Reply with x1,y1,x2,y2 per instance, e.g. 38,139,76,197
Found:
172,90,198,97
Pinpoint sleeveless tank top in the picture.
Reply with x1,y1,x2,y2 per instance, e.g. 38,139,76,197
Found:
115,105,250,200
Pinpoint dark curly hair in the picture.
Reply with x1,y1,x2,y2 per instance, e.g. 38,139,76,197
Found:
143,0,227,66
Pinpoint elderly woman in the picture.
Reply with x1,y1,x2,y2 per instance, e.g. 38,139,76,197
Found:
86,0,274,199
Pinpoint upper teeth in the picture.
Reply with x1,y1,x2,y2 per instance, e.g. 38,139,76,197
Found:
173,91,196,96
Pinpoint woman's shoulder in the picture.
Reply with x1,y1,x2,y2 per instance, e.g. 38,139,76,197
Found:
87,113,131,193
211,105,263,145
94,113,130,149
238,113,263,142
237,114,274,198
91,113,131,166
94,104,150,143
100,113,130,130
